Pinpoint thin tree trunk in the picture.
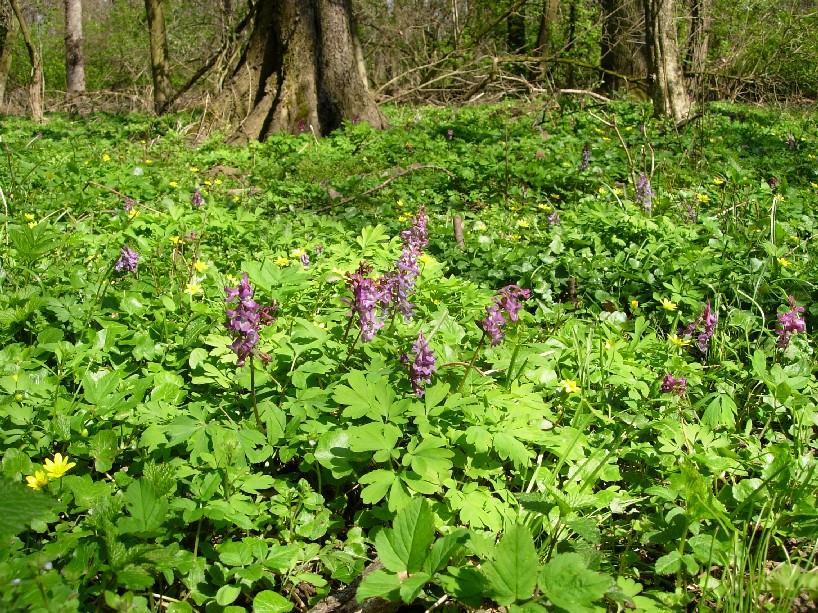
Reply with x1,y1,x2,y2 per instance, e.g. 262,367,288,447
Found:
212,0,385,143
144,0,172,113
564,0,577,88
643,0,691,121
535,0,559,55
600,0,648,93
0,2,17,109
9,0,44,122
64,0,86,100
684,0,710,93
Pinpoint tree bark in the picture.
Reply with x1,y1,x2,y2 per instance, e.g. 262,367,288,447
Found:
642,0,691,121
683,0,710,93
564,0,578,88
599,0,648,93
144,0,172,114
9,0,44,122
507,1,526,53
212,0,385,143
535,0,559,56
0,1,16,109
64,0,86,100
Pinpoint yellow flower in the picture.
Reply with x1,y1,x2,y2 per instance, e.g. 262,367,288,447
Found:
169,235,182,245
669,334,691,348
24,213,35,221
510,234,521,241
560,379,580,394
696,194,710,203
419,253,435,265
778,257,791,268
275,256,290,267
184,282,202,296
145,159,153,165
517,219,530,228
193,260,209,273
713,177,725,186
26,470,49,491
169,181,178,188
232,196,240,203
810,182,818,189
225,274,238,286
189,166,199,173
598,187,607,195
398,212,412,222
630,299,639,309
396,199,404,208
537,203,551,211
661,299,678,311
291,248,306,258
102,153,111,162
550,193,560,199
214,179,222,186
43,453,76,480
28,221,37,229
127,208,140,219
204,179,212,186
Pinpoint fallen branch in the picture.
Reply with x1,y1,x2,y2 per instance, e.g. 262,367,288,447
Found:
557,88,612,103
334,164,455,206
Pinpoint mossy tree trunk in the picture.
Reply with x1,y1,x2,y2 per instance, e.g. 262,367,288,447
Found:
64,0,86,101
144,0,172,113
0,1,16,109
600,0,648,93
642,0,692,121
684,0,711,93
213,0,385,142
9,0,44,122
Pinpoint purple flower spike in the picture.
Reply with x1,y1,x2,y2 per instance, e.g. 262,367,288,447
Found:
579,143,591,171
191,190,204,208
408,333,436,397
636,173,653,212
661,373,687,396
478,284,530,346
300,253,310,268
224,273,277,366
776,295,806,349
547,211,561,226
346,263,385,343
479,303,507,346
679,301,718,355
115,246,139,273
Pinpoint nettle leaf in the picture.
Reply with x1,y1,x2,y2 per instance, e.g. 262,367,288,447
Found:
482,524,538,604
373,497,435,573
0,478,55,536
539,553,611,612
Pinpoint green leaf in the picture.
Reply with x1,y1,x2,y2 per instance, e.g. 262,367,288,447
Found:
539,553,611,613
349,423,402,453
424,528,469,574
654,550,682,575
83,370,121,405
357,569,401,602
118,479,168,535
216,585,242,606
253,590,294,613
404,437,454,480
482,524,538,604
399,571,431,603
0,478,55,536
390,497,435,573
359,469,397,505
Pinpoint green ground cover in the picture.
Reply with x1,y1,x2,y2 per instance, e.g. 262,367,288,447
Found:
0,101,816,612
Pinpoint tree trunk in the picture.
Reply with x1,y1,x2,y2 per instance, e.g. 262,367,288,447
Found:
0,1,17,109
642,0,691,121
535,0,559,56
507,1,526,53
683,0,710,93
564,0,578,88
144,0,172,114
212,0,385,143
9,0,44,122
64,0,86,100
599,0,648,93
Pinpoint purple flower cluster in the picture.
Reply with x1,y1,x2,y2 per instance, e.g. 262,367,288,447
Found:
407,333,436,397
346,263,385,342
680,301,718,354
224,274,277,366
636,173,653,212
776,295,806,349
579,143,591,171
661,374,687,396
191,190,204,208
478,285,531,346
122,197,136,212
115,246,139,273
547,211,561,226
300,253,310,268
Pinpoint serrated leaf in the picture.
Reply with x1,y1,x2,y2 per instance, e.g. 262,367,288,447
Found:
357,569,401,602
482,524,538,604
539,552,611,612
0,478,55,536
654,550,682,575
400,571,431,603
253,590,294,613
390,497,435,572
424,528,468,574
118,479,168,535
216,584,242,606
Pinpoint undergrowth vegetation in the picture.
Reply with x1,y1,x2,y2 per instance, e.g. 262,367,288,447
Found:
0,100,817,612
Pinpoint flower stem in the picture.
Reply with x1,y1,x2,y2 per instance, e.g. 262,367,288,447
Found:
458,331,486,394
249,355,265,434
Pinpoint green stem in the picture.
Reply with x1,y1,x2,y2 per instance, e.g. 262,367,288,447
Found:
249,355,264,433
458,331,486,393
